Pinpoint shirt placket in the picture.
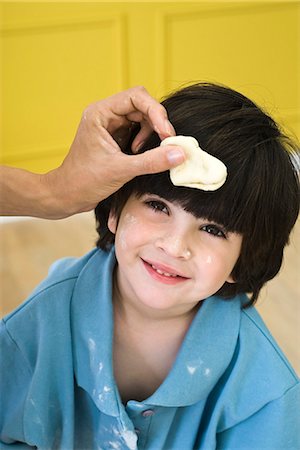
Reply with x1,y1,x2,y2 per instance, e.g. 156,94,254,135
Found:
125,402,157,449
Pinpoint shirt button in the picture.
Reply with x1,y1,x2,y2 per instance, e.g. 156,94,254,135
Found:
142,409,155,417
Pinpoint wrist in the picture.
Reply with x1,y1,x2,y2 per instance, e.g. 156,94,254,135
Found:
4,167,74,219
42,168,77,219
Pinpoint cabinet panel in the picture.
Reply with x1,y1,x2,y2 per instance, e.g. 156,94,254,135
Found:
1,4,127,171
155,2,299,137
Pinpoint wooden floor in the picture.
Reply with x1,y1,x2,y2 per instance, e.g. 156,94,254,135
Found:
1,213,299,374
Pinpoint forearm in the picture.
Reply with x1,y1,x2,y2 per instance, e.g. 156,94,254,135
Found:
0,166,67,219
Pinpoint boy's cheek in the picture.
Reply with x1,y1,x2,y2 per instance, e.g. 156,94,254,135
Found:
109,212,140,237
115,214,142,250
198,255,235,286
122,213,139,227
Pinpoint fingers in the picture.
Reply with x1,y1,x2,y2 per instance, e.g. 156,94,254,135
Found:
106,86,176,145
120,145,185,179
127,87,175,138
81,86,178,164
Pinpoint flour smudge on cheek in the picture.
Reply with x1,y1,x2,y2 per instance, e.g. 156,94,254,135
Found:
118,214,139,250
205,255,213,265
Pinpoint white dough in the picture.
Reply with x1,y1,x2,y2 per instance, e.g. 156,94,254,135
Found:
161,135,227,191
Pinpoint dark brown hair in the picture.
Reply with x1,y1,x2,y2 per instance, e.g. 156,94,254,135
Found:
95,83,299,307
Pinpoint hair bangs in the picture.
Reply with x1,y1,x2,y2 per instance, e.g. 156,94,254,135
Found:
127,167,251,236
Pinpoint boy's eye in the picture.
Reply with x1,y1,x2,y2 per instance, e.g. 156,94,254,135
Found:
146,200,169,215
201,224,226,238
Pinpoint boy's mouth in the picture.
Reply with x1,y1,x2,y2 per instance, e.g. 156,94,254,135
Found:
141,259,189,284
150,263,178,278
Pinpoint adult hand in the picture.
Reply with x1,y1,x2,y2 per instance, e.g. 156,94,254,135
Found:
1,86,185,219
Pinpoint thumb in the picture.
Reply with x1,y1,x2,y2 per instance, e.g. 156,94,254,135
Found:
121,145,185,178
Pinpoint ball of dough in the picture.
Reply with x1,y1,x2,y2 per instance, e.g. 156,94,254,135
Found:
161,135,227,191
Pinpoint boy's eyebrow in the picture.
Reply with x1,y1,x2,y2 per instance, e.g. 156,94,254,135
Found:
139,192,168,201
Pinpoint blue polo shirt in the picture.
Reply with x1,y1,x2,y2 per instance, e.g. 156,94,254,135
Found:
0,248,299,449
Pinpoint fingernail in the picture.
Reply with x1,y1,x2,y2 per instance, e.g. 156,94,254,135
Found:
164,120,175,136
166,148,185,165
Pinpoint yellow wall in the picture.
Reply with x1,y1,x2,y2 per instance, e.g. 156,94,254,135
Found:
1,1,299,173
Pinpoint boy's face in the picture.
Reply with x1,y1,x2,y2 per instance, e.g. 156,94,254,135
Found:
108,194,242,317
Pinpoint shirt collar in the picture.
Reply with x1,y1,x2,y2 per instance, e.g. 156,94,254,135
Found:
146,295,242,407
71,248,121,417
71,247,242,412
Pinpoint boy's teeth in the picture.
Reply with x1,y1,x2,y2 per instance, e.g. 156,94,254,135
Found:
151,264,177,277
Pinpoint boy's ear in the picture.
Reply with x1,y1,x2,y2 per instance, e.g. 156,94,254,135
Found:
108,211,117,234
226,274,235,284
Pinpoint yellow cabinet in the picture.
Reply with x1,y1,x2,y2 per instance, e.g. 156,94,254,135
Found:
1,2,299,172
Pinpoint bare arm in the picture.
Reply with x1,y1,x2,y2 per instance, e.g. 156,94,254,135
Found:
0,86,185,219
0,166,61,219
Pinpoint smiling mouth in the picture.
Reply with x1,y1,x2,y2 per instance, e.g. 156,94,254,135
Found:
141,259,189,283
149,263,179,278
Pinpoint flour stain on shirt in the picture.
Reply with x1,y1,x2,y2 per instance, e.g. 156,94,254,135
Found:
98,426,136,450
108,441,122,449
98,385,112,403
29,398,46,436
186,357,212,378
88,337,96,352
121,429,138,450
88,338,97,368
187,362,212,379
88,338,104,379
100,425,119,435
187,365,197,375
98,393,105,403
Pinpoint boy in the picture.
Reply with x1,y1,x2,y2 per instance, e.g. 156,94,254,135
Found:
1,83,299,449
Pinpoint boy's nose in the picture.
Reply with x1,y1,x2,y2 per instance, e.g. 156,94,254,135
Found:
155,234,192,260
